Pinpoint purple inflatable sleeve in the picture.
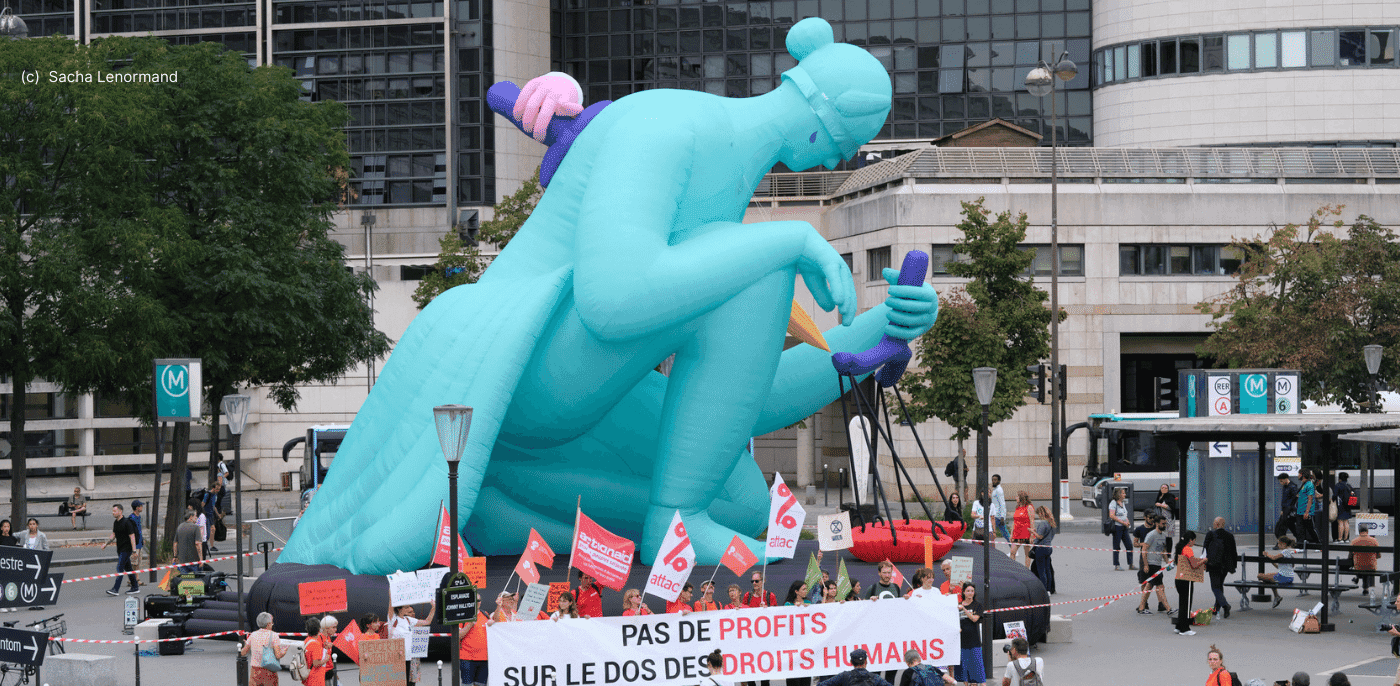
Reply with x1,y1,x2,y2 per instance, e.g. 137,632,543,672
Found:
486,81,611,188
830,250,929,386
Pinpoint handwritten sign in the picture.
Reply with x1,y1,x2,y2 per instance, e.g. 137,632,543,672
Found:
388,567,453,606
360,638,407,686
518,582,550,619
299,579,348,615
547,582,571,613
950,556,973,586
408,625,430,658
462,556,488,587
1002,620,1026,642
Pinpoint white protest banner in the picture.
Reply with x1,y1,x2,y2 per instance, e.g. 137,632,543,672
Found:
949,557,973,586
816,512,852,552
644,511,695,602
408,625,430,658
387,567,453,606
766,473,805,560
489,595,960,686
518,582,550,620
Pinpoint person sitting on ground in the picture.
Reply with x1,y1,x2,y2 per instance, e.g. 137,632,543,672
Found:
817,649,894,686
1001,638,1044,686
899,648,954,686
1350,523,1380,592
1257,534,1299,608
66,487,88,530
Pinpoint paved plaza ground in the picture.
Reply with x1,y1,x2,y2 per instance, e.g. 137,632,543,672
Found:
19,495,1400,685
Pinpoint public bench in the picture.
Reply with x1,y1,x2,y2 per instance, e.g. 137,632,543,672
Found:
1229,553,1356,613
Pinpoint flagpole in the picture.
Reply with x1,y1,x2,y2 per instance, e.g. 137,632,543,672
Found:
568,496,581,580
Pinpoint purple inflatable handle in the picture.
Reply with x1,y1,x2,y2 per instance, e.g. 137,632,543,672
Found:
831,250,929,386
486,81,611,188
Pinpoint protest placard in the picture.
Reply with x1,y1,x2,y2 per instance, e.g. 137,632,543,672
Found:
409,625,430,658
463,556,488,587
1002,621,1026,642
950,556,973,585
518,582,550,619
388,567,453,606
547,582,571,613
360,638,407,686
298,579,348,615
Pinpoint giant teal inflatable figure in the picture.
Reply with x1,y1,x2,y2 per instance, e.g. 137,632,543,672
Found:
281,18,938,575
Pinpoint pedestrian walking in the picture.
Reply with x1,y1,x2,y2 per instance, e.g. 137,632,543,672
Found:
1154,484,1178,551
1030,506,1056,594
241,612,287,686
1109,489,1135,571
174,509,203,574
1275,473,1299,540
101,504,140,596
1009,491,1034,568
129,500,146,575
991,475,1011,546
1297,470,1321,546
1204,517,1238,619
1137,515,1172,616
1174,530,1206,636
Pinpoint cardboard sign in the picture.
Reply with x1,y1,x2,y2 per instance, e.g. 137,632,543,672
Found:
816,512,852,552
519,582,550,619
950,556,973,585
298,579,348,615
547,582,572,613
388,567,452,606
360,638,407,686
408,625,430,658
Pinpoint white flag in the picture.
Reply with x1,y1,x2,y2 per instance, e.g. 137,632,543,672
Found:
816,511,853,551
644,511,695,602
766,473,805,559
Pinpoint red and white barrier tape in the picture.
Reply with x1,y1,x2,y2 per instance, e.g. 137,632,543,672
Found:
63,547,285,584
986,564,1171,616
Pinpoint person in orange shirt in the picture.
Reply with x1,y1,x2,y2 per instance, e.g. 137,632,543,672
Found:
359,613,386,640
723,584,744,610
303,615,338,686
938,560,961,597
666,583,694,614
458,610,490,686
694,580,719,612
1204,645,1229,686
622,589,653,616
1350,523,1380,593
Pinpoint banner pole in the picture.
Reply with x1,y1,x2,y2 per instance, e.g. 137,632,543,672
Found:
568,497,580,579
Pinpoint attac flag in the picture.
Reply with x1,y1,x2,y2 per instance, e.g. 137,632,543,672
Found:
525,528,556,568
431,504,473,570
765,472,805,560
891,563,906,589
720,535,758,577
803,552,822,592
571,510,635,591
835,558,852,600
333,619,365,664
515,554,542,585
643,511,696,602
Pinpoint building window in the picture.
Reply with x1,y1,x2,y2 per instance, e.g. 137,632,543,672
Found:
930,244,1083,276
840,252,854,275
930,245,969,275
399,264,433,280
1120,244,1244,276
867,246,892,281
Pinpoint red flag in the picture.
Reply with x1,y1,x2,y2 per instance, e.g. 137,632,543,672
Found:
524,528,556,568
571,511,635,591
891,564,906,588
332,619,364,664
515,554,542,585
431,503,474,570
720,535,758,577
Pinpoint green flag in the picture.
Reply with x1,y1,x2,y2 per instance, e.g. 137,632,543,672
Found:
804,552,822,592
835,558,851,600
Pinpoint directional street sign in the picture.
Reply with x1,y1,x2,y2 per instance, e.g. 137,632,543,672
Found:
0,547,52,584
1276,441,1298,457
0,626,49,667
1209,441,1231,458
0,573,62,610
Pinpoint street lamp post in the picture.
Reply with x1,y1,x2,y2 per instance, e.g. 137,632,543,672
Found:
972,367,997,680
1025,46,1078,525
1364,345,1383,413
221,394,251,681
0,8,28,39
434,405,473,686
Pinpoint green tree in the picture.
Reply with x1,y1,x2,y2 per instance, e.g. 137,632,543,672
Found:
412,171,542,308
1197,205,1400,412
898,199,1057,495
0,37,176,524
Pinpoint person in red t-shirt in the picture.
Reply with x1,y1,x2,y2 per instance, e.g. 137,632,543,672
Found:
458,610,489,686
622,589,654,616
575,570,604,617
723,584,744,610
693,580,719,612
743,572,777,607
666,584,694,614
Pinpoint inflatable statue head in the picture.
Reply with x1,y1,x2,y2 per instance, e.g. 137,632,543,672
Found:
779,17,892,170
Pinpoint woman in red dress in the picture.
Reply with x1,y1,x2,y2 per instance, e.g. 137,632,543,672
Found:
1009,491,1035,568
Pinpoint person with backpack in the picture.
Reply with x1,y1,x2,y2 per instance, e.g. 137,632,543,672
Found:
816,648,894,686
899,649,953,686
1334,472,1357,543
1204,644,1240,686
1204,517,1239,619
1000,639,1043,686
302,614,337,685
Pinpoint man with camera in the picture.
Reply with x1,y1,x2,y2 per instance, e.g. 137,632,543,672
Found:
1001,639,1043,686
1385,594,1400,686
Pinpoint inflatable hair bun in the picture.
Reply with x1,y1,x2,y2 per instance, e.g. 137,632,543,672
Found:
786,17,834,61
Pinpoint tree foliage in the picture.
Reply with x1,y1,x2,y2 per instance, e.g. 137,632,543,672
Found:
1197,205,1400,412
899,198,1057,440
412,171,542,309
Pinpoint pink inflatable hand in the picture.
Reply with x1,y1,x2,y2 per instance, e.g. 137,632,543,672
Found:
513,72,585,143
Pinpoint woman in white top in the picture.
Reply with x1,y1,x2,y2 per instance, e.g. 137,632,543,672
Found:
701,649,731,686
1257,534,1299,608
387,599,435,685
551,591,581,621
240,612,286,686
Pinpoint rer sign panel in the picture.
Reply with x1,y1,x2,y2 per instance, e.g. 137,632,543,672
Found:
1208,375,1233,416
154,359,202,422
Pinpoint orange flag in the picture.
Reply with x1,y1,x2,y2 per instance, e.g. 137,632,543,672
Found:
157,568,173,592
524,528,556,568
515,554,542,585
333,619,365,664
720,536,758,577
891,563,906,588
431,504,474,570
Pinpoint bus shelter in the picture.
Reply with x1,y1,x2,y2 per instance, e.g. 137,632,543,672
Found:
1098,414,1400,631
1339,428,1400,512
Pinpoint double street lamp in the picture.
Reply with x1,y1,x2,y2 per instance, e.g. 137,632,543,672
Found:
434,404,473,686
972,366,997,679
1025,47,1077,525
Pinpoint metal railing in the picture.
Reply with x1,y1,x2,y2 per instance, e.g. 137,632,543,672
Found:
751,171,851,199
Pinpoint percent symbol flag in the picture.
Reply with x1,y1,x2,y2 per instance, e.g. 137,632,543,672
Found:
765,472,805,560
515,554,542,585
524,528,556,568
333,619,365,664
720,536,758,577
643,511,695,602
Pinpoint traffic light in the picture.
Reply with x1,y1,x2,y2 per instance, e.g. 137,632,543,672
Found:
1057,364,1067,402
1153,376,1176,411
1026,364,1046,404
